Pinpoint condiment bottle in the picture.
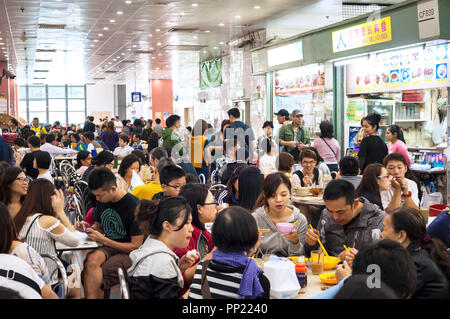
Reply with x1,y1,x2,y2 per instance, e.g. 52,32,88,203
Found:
295,262,308,288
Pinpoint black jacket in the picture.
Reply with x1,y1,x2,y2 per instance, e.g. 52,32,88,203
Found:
408,243,448,299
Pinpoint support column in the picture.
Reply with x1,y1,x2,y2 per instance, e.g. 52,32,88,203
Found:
151,80,173,126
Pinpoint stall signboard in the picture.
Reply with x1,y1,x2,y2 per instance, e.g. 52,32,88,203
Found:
332,17,392,53
346,43,449,94
267,41,303,67
346,99,365,122
274,63,325,96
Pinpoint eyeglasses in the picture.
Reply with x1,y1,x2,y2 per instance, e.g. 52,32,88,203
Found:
15,177,29,183
377,175,392,180
203,201,218,206
165,184,186,190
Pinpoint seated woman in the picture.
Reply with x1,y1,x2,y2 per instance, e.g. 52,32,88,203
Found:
0,201,52,288
81,150,114,182
355,163,392,211
14,179,81,298
127,197,198,299
252,172,308,257
291,148,324,188
276,152,294,178
237,167,264,213
0,167,28,218
131,150,152,183
115,154,141,193
75,150,92,176
189,206,270,299
217,165,247,206
177,183,217,294
381,207,450,299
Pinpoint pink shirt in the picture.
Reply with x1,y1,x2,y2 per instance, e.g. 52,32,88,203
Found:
388,140,411,167
313,137,340,163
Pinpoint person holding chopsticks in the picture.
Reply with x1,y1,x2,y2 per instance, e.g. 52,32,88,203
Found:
252,172,308,257
304,179,386,258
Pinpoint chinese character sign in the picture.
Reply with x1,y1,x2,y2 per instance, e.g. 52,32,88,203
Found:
332,17,392,53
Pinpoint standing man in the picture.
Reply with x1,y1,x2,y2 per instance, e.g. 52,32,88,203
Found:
162,115,185,157
274,109,290,126
152,118,163,138
83,116,96,133
114,116,123,134
226,107,256,162
40,134,77,159
77,168,144,299
278,109,310,162
30,117,47,138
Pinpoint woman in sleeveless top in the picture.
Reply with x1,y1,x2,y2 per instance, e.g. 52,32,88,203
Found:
14,179,81,298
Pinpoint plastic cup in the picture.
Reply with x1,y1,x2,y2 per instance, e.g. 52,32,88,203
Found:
310,250,324,275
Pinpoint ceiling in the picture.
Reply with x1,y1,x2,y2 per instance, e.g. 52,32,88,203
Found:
0,0,407,85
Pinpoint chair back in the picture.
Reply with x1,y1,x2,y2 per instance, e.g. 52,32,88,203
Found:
118,267,130,299
40,254,68,299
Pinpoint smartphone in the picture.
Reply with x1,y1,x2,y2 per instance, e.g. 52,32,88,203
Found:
76,227,92,234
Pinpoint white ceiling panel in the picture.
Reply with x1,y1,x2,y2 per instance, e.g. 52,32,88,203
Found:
0,0,408,84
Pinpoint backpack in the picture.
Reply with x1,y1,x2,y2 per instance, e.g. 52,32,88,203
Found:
293,167,319,186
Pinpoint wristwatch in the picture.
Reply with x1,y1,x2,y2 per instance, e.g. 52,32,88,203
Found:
401,191,412,198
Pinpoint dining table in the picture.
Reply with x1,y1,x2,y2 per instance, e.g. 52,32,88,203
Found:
291,194,326,226
253,257,339,299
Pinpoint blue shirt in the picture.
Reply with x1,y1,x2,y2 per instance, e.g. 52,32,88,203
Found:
311,275,349,299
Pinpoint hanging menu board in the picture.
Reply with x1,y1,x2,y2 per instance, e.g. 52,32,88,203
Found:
346,43,449,94
274,63,325,96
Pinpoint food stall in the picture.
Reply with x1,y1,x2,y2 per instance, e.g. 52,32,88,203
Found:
250,0,450,204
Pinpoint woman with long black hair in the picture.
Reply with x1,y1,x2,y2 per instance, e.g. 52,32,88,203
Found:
357,113,388,173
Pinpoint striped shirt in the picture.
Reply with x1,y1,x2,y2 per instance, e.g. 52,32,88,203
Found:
17,214,80,285
11,242,51,285
189,260,245,299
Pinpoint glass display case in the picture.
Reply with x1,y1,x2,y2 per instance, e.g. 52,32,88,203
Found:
366,99,395,141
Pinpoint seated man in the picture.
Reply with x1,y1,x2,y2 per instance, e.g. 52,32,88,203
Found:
305,179,386,258
291,148,324,188
337,156,362,189
131,133,144,151
34,150,54,184
381,152,420,213
82,131,102,154
152,164,186,200
113,134,134,159
131,157,172,200
76,168,144,299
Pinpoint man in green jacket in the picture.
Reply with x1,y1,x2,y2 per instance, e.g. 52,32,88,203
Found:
162,114,186,157
278,109,310,161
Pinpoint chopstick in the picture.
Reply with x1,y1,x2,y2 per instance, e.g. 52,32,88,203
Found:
343,245,351,254
291,220,299,226
258,229,270,233
309,224,329,256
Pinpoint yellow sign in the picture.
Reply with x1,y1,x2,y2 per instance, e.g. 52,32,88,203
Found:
333,17,392,53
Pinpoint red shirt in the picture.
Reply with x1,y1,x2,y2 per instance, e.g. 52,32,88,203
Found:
173,225,214,295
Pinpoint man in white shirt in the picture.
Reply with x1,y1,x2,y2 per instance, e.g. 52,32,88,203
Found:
0,254,57,299
114,116,123,133
33,150,54,184
40,134,77,159
113,134,134,159
381,153,420,212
